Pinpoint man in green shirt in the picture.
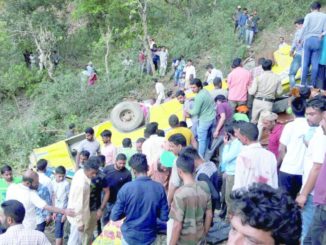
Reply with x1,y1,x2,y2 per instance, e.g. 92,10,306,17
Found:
185,78,216,157
169,155,213,245
0,165,22,204
118,138,137,170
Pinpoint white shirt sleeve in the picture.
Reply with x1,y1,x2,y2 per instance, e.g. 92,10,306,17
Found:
279,123,291,146
31,191,47,209
312,134,326,164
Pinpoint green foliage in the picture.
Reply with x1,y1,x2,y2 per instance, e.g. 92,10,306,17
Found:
0,0,320,169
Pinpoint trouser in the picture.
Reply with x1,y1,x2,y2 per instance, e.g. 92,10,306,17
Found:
197,119,215,158
301,194,315,244
317,64,326,90
304,205,326,245
67,223,83,245
166,218,173,245
228,100,247,112
238,25,246,41
245,30,254,46
278,171,302,200
159,63,167,77
36,221,46,232
102,202,115,227
289,54,302,88
82,211,97,245
301,36,322,87
225,174,235,219
251,99,273,124
204,136,223,161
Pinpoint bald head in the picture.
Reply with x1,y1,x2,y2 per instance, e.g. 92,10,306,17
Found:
22,170,39,190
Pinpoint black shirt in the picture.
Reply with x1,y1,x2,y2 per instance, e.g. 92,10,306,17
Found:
89,170,108,211
103,164,132,204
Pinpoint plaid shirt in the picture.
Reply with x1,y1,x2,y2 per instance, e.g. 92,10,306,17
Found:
0,224,51,245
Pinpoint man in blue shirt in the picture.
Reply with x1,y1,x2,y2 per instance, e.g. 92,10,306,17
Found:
238,8,248,42
110,153,169,245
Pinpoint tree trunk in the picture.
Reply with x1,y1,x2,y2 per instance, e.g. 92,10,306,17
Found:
104,25,112,77
138,0,156,75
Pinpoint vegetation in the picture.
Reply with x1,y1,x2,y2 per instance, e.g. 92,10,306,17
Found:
0,0,318,168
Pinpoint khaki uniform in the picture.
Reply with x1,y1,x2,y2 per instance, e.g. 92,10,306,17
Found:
248,71,283,123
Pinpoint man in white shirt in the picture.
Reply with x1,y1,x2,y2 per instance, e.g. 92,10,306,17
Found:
278,98,310,199
205,64,224,84
233,122,278,190
159,46,168,77
183,59,196,88
6,170,74,230
0,200,51,245
67,158,99,245
295,96,326,242
76,127,100,170
36,159,53,198
153,78,165,105
142,122,165,176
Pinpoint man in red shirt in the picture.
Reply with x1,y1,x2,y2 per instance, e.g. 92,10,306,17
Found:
227,58,252,110
261,111,284,159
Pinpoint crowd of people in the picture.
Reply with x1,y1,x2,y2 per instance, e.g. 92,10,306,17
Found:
1,2,326,245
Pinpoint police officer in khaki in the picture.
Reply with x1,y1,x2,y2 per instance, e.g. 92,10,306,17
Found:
248,59,283,124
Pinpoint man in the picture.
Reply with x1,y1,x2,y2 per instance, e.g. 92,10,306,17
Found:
183,59,196,88
169,155,213,245
135,137,146,153
35,183,52,232
185,79,216,157
210,77,228,99
118,138,137,168
159,46,168,77
0,200,51,245
0,165,21,204
295,96,326,242
153,78,165,105
66,123,76,138
289,18,304,88
176,90,198,137
233,122,278,190
228,183,302,245
278,98,309,200
100,129,117,166
36,159,53,199
166,114,197,148
67,158,99,245
205,95,233,161
299,2,326,87
249,59,283,124
181,146,220,211
111,153,169,245
76,127,100,169
167,134,188,205
227,58,252,110
238,8,248,42
305,104,326,244
260,111,284,159
251,57,265,79
83,157,110,245
142,122,165,175
205,64,223,84
6,170,74,230
102,153,132,226
232,5,242,33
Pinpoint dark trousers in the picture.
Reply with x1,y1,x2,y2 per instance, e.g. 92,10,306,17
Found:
304,205,326,245
36,221,46,232
279,171,302,200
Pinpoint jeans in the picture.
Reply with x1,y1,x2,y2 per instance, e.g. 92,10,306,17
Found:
55,214,65,239
278,171,302,200
197,119,215,157
304,205,326,245
301,36,322,87
122,236,157,245
301,194,315,244
102,202,115,226
245,30,254,46
289,54,302,88
238,25,246,42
